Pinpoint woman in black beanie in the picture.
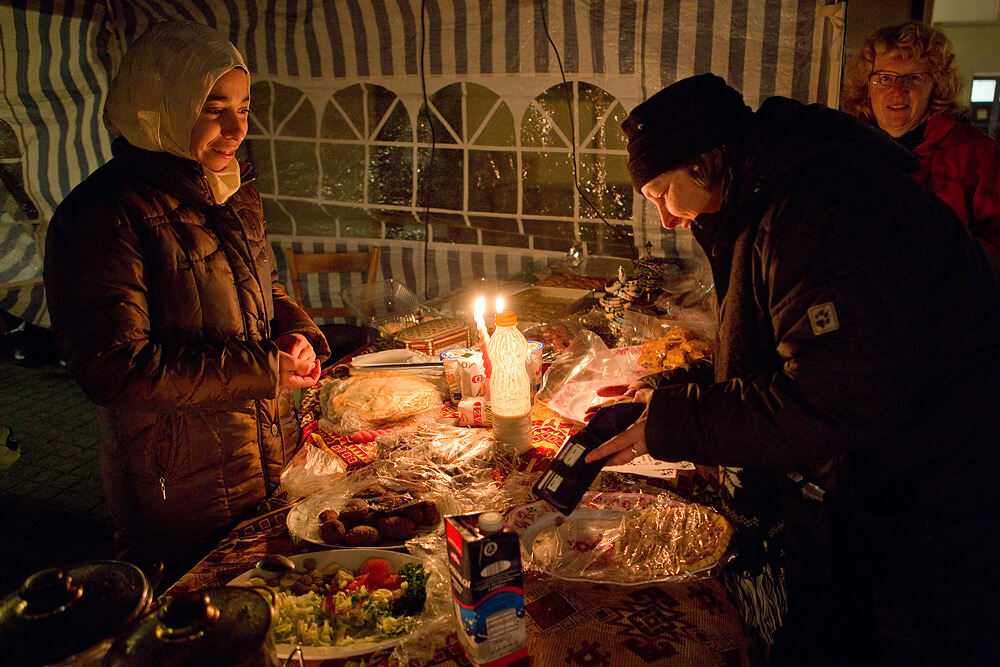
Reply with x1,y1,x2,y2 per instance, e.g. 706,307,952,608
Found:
588,74,1000,665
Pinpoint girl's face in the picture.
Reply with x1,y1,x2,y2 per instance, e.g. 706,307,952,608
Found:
640,164,721,229
189,68,249,172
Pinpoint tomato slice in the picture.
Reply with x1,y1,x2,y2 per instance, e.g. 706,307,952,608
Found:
359,558,391,580
345,573,369,591
378,573,402,590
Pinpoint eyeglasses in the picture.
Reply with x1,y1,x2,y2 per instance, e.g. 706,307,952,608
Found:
869,71,932,89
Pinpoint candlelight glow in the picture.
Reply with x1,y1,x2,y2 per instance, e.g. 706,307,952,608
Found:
495,296,505,314
474,295,486,320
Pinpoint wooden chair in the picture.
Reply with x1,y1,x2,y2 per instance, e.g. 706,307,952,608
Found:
284,246,381,363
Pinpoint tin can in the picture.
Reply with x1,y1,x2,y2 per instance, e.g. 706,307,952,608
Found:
440,347,475,403
525,341,544,398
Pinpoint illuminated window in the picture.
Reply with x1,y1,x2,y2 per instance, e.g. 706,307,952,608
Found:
521,81,632,254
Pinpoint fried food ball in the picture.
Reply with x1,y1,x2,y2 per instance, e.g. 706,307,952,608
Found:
319,519,346,545
418,500,441,525
344,525,381,546
370,493,404,512
399,504,425,524
318,508,339,524
339,498,370,526
353,484,389,499
375,516,417,541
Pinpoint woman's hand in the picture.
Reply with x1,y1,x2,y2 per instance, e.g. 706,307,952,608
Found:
583,403,650,466
583,380,651,422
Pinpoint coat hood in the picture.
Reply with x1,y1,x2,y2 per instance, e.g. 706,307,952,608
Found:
104,21,247,204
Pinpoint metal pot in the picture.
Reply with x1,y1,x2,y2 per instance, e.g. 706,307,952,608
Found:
0,560,153,667
103,586,278,667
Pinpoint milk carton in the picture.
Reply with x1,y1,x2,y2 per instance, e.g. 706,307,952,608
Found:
445,511,528,666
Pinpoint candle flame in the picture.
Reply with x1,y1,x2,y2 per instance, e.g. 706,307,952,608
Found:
495,296,505,314
474,295,486,317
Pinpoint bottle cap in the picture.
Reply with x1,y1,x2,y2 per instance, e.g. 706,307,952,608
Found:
494,311,517,327
478,511,504,534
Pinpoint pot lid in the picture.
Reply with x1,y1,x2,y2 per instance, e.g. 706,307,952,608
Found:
0,560,151,667
103,586,274,666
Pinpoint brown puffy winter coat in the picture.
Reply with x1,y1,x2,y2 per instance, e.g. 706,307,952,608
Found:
44,138,330,557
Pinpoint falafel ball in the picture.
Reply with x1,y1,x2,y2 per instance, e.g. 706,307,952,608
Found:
375,516,417,541
353,484,389,499
319,519,347,545
418,500,441,525
339,498,370,526
344,525,382,546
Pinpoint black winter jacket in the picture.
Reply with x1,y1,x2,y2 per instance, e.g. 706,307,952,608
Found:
644,98,1000,520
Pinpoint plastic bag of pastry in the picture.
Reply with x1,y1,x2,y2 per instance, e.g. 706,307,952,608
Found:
630,321,714,374
317,374,444,435
514,491,734,584
278,439,348,499
533,329,645,423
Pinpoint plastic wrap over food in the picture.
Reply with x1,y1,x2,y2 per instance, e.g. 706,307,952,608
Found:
374,423,529,514
509,492,733,584
278,440,347,499
318,374,444,435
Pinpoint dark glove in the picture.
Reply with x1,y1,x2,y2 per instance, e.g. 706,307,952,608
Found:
640,358,715,390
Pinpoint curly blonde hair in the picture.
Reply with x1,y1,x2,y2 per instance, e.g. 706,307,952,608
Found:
842,22,961,122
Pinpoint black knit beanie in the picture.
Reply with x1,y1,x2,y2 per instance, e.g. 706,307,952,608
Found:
623,73,753,191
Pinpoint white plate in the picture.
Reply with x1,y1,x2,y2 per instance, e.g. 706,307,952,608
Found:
228,549,420,661
287,487,441,549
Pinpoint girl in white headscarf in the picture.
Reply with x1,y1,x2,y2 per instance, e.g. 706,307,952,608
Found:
44,21,329,585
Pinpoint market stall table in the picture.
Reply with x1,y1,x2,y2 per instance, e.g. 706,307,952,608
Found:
166,337,751,666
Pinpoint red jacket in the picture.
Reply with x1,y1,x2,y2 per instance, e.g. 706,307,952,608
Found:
912,113,1000,262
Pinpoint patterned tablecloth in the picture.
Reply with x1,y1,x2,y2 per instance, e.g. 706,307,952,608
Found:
167,342,751,666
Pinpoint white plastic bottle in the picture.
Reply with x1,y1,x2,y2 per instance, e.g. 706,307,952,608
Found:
486,311,532,454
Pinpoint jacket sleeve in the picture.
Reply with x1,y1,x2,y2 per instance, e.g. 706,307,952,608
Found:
44,199,283,412
643,170,943,468
968,134,1000,264
267,247,331,361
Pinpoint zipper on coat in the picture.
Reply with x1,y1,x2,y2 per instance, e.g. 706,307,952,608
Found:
159,477,167,500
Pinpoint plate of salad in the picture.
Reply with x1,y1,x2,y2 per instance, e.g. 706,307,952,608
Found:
228,549,429,660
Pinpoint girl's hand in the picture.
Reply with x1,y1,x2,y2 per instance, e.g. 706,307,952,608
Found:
274,333,317,364
279,354,320,389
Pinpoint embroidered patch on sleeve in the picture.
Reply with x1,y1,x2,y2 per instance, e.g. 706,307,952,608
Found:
808,302,840,335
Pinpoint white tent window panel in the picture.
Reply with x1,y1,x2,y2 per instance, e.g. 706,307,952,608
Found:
0,0,847,319
246,78,635,259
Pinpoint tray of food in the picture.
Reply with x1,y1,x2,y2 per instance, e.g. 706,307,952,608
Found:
287,483,443,549
506,491,733,585
228,549,428,661
504,286,594,325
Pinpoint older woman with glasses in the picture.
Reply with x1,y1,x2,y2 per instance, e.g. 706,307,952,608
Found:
843,22,1000,262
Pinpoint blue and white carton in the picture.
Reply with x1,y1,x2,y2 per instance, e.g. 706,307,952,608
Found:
445,511,528,666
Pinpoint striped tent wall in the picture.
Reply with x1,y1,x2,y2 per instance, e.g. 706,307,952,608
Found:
0,0,845,325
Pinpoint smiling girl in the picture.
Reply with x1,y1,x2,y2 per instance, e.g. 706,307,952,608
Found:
43,21,329,585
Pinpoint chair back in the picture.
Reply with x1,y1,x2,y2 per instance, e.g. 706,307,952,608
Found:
284,247,381,320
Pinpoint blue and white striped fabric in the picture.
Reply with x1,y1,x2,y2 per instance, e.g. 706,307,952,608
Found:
0,0,846,325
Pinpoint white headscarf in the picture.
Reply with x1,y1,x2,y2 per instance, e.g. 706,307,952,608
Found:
104,21,248,204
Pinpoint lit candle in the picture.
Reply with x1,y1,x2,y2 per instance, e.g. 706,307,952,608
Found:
474,296,492,377
495,296,505,317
